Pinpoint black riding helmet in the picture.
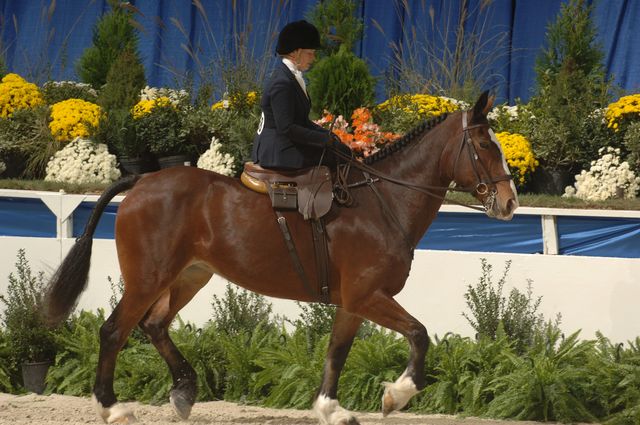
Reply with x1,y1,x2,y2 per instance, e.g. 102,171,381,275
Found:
275,20,321,55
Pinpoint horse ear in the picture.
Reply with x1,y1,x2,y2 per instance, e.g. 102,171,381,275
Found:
472,90,494,118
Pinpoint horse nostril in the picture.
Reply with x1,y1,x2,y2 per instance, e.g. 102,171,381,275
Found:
506,198,516,214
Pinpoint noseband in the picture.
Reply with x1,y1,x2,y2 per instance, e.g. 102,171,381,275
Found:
452,111,513,212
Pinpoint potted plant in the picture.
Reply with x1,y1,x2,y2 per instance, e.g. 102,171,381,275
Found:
132,98,192,168
94,108,146,175
0,249,58,394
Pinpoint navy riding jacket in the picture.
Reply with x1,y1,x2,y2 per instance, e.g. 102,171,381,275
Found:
251,61,331,169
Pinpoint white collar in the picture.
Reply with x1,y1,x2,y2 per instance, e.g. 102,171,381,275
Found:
282,58,302,76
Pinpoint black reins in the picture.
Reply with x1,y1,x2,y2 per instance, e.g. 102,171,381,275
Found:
331,111,513,213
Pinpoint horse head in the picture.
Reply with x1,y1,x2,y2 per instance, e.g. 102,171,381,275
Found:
445,91,519,220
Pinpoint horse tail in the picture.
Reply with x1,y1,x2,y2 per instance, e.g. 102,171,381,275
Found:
44,174,141,327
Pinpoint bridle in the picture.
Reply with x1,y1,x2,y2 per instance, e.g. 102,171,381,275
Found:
451,111,513,211
333,111,512,212
330,110,513,251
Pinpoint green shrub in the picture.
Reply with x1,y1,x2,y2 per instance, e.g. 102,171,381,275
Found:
134,104,188,157
94,108,140,158
253,330,328,408
41,81,98,104
97,48,146,113
487,327,598,422
623,121,640,173
307,44,375,119
462,259,546,353
307,0,363,55
211,283,275,336
47,309,104,396
76,0,141,89
0,329,13,392
527,0,615,173
0,249,58,381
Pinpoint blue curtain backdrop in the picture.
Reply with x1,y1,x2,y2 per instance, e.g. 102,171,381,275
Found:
0,0,639,104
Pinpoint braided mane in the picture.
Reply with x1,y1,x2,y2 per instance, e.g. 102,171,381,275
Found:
363,113,449,165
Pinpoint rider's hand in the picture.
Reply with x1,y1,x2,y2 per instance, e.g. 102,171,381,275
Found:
328,132,352,157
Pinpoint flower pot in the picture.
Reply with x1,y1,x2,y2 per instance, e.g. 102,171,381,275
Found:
22,360,52,394
530,166,575,195
118,156,144,175
158,154,191,169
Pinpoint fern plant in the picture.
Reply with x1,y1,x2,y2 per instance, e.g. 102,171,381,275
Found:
47,309,104,396
339,328,408,411
487,327,598,422
253,329,328,408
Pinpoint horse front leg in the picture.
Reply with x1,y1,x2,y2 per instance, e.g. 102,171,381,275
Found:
352,290,429,416
313,307,363,425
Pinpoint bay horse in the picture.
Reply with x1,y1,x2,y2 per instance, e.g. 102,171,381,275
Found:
44,91,517,425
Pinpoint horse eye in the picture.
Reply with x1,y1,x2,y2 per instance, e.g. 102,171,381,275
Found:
478,140,491,149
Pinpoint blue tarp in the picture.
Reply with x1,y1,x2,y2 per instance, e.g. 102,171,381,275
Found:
1,0,639,104
72,202,118,240
2,197,638,258
0,197,56,237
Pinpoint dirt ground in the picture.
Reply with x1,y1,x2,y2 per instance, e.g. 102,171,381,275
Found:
0,393,594,425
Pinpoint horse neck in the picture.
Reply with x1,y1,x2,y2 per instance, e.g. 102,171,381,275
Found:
367,114,460,247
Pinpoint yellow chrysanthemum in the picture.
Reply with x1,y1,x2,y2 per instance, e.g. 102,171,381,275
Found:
605,94,640,131
377,94,460,119
0,73,45,118
49,98,102,142
131,96,173,119
495,131,539,186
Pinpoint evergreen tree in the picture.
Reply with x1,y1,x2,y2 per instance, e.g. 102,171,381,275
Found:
76,0,141,89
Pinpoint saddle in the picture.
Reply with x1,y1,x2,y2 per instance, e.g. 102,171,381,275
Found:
241,162,333,303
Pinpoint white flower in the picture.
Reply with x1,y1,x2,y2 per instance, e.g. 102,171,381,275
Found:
139,85,189,105
43,80,98,97
45,137,121,184
564,147,640,200
197,137,235,176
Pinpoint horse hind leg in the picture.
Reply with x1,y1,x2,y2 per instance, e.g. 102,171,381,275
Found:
93,296,154,423
138,265,212,420
313,308,363,425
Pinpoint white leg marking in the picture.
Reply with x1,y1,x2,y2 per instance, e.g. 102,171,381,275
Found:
382,371,419,416
313,394,357,425
92,394,137,424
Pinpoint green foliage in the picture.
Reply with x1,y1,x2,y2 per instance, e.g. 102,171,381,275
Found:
487,327,598,422
0,250,58,375
623,121,640,173
253,330,328,408
211,283,275,336
340,328,408,411
528,0,615,172
41,81,98,104
76,1,141,89
0,329,13,392
307,44,375,119
462,259,545,353
307,0,363,55
207,108,260,176
97,48,146,112
219,323,278,402
134,104,188,157
94,108,140,158
0,105,58,178
47,309,104,396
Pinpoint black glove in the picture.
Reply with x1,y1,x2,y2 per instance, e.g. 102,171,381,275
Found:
328,132,352,158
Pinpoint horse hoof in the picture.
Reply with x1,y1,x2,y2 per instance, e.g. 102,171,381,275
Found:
170,389,194,420
337,418,360,425
93,395,137,424
381,374,419,416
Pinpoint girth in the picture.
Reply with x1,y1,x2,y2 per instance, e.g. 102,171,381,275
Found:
241,162,333,304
